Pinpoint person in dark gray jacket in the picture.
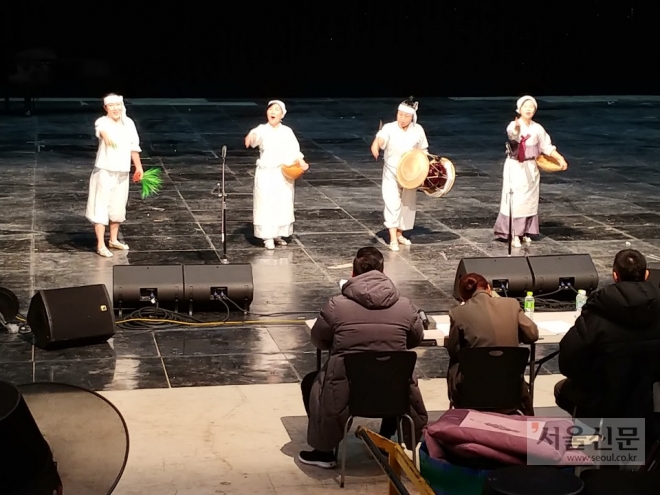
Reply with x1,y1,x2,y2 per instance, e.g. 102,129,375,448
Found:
298,246,428,468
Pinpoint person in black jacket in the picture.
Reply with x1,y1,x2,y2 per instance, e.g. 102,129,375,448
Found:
555,249,660,418
299,247,428,468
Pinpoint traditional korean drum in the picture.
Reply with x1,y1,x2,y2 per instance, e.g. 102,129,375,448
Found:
536,154,563,173
281,161,305,180
418,154,456,198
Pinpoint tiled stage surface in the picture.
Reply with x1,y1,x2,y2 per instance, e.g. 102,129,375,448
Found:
1,96,660,391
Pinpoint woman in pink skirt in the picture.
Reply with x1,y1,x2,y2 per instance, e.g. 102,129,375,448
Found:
493,95,568,248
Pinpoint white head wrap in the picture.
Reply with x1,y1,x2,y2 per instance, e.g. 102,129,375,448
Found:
516,95,538,113
398,100,418,124
103,94,127,120
267,99,287,117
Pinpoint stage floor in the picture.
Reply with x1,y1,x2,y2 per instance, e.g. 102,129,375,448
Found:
1,96,660,391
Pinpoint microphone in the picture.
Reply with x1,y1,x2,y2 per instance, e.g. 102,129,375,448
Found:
222,145,227,159
418,308,437,330
418,309,430,330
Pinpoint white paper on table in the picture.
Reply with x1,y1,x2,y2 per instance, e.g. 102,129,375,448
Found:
328,263,353,270
536,320,571,334
425,323,450,340
423,330,447,344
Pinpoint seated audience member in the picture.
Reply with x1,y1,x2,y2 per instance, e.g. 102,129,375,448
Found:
447,273,539,415
555,249,660,417
298,247,428,468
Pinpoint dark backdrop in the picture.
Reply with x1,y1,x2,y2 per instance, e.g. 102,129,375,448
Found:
1,2,655,98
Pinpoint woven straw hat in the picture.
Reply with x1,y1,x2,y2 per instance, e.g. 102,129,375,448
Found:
396,149,430,189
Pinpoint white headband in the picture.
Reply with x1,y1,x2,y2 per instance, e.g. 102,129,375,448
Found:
516,95,538,113
103,94,127,119
398,103,417,124
268,99,287,117
104,94,123,105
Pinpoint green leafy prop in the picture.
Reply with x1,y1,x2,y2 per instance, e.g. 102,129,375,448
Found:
140,168,163,199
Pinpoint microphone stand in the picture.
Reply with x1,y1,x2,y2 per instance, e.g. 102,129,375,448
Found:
504,125,522,257
504,142,514,257
508,188,513,257
216,145,229,264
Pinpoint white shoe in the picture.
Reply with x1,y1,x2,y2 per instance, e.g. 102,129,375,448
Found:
109,239,129,250
512,236,522,248
264,239,275,250
97,246,113,258
389,241,400,252
397,236,411,246
275,237,288,246
522,236,532,244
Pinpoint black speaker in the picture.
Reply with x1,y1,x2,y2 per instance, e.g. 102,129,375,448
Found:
27,285,115,350
527,254,599,296
113,265,183,315
183,263,254,314
453,257,534,299
0,287,20,322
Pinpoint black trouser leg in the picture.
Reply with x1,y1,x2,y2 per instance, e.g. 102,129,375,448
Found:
379,417,398,438
301,371,319,417
554,378,577,415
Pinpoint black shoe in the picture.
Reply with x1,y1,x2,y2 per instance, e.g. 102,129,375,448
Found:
298,449,337,468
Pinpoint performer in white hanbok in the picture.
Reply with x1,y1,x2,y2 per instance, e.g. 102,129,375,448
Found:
245,100,309,250
85,94,143,258
371,97,429,251
493,96,567,248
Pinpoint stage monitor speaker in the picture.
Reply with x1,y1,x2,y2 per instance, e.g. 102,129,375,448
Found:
113,265,183,315
0,287,20,322
27,284,115,350
453,257,534,300
527,254,599,297
183,264,254,315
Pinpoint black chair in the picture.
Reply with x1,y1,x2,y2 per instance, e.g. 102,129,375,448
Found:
579,468,660,494
482,465,584,494
564,347,660,471
341,351,417,488
453,346,530,413
569,347,660,420
643,434,660,472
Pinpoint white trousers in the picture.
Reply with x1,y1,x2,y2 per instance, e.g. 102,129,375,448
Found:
382,171,416,230
85,168,130,225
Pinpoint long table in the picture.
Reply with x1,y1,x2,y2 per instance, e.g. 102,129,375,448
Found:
304,311,579,402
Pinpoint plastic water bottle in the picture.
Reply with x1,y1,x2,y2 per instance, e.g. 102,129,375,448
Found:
524,291,535,319
576,289,587,311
